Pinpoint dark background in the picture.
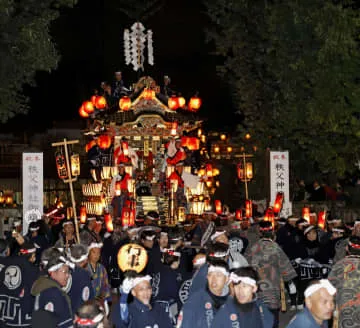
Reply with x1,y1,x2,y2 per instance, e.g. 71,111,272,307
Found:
2,0,239,134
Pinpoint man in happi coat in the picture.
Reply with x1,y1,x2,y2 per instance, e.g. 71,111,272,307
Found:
328,235,360,328
245,220,297,328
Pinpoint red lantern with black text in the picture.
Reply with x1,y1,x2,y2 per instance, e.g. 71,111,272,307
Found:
104,213,114,232
55,152,68,179
119,96,131,111
235,209,243,220
188,96,202,112
215,200,222,215
97,135,112,149
245,200,252,218
168,95,179,111
80,206,87,224
318,211,326,229
302,206,310,223
95,96,107,110
273,192,284,215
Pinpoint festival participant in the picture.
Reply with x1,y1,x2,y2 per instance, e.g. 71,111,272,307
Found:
166,161,187,209
245,220,297,328
0,242,40,327
80,217,101,244
188,242,230,297
86,242,111,310
328,236,360,328
54,219,77,256
74,299,111,328
27,220,50,265
212,266,274,328
68,244,95,314
177,259,230,328
166,138,186,166
110,163,131,218
112,273,173,328
286,279,336,328
31,248,73,328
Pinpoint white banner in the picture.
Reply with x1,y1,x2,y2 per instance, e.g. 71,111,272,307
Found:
270,151,292,217
22,153,43,235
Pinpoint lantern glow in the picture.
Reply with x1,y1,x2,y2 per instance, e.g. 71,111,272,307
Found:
273,192,284,215
302,207,310,222
119,96,132,111
215,200,222,214
318,211,326,229
245,200,252,218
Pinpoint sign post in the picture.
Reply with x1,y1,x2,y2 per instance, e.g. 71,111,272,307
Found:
51,138,80,243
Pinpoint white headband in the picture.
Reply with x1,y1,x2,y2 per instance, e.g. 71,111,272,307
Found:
162,248,181,257
354,221,360,226
304,225,316,235
88,242,103,250
70,253,89,263
145,235,156,241
332,228,344,233
146,215,158,221
160,232,168,236
63,221,74,226
13,221,22,227
304,279,336,298
193,256,206,266
229,272,257,287
208,249,229,258
208,265,229,277
132,275,152,289
87,217,96,221
211,231,226,241
48,256,69,272
29,226,40,232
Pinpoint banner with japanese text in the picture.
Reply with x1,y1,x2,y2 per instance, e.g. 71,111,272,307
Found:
270,151,292,217
22,153,43,235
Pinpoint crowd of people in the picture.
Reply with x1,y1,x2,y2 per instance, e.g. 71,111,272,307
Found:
0,208,359,328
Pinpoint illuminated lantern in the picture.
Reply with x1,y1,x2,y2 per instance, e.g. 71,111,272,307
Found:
215,180,220,187
264,207,275,222
168,95,179,110
302,206,310,222
227,146,233,153
245,200,252,218
143,88,154,100
117,243,148,273
206,164,213,177
273,192,284,215
318,211,326,229
104,213,114,232
119,96,131,111
97,135,112,149
95,96,107,110
0,192,4,204
214,145,220,153
245,133,251,140
91,95,97,106
55,152,68,179
181,137,200,150
79,206,87,224
70,153,80,176
79,105,89,118
220,134,227,141
235,209,243,220
85,140,97,152
201,135,206,143
178,96,186,108
129,207,136,227
197,129,202,137
237,162,254,181
83,101,94,114
122,141,129,156
188,96,202,112
170,122,178,136
205,180,212,188
215,200,222,215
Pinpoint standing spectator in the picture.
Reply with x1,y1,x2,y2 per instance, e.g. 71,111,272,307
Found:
308,180,326,202
54,219,77,256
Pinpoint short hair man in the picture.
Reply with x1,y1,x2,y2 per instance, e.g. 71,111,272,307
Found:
286,279,336,328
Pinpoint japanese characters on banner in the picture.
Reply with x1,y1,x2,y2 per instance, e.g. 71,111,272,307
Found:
270,151,292,217
22,153,43,235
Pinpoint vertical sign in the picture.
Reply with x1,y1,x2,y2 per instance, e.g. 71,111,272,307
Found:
270,151,292,217
22,153,43,235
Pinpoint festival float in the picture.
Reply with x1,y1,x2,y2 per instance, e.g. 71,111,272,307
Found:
78,22,221,228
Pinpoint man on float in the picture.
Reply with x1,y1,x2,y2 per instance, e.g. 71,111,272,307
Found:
166,137,186,166
167,161,188,211
114,137,138,170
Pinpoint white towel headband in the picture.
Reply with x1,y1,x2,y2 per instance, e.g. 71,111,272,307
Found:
304,279,336,298
229,272,257,287
208,265,229,277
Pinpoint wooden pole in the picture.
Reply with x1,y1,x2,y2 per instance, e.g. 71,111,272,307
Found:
243,152,249,200
52,138,80,243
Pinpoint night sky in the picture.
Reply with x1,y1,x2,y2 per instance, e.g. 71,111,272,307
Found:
2,0,240,134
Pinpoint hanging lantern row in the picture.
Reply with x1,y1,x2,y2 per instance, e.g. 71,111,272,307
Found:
82,183,103,197
167,95,202,112
79,96,107,118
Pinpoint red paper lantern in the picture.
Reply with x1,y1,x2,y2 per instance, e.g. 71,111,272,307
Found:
302,206,310,222
264,207,275,221
245,200,252,218
178,96,186,108
79,206,87,224
235,209,243,220
104,213,114,232
168,95,179,111
55,152,68,179
181,137,200,150
143,88,154,100
188,96,202,112
83,101,95,114
318,211,326,229
119,96,131,111
79,105,89,118
215,200,222,215
273,192,284,215
95,96,107,110
97,135,112,149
